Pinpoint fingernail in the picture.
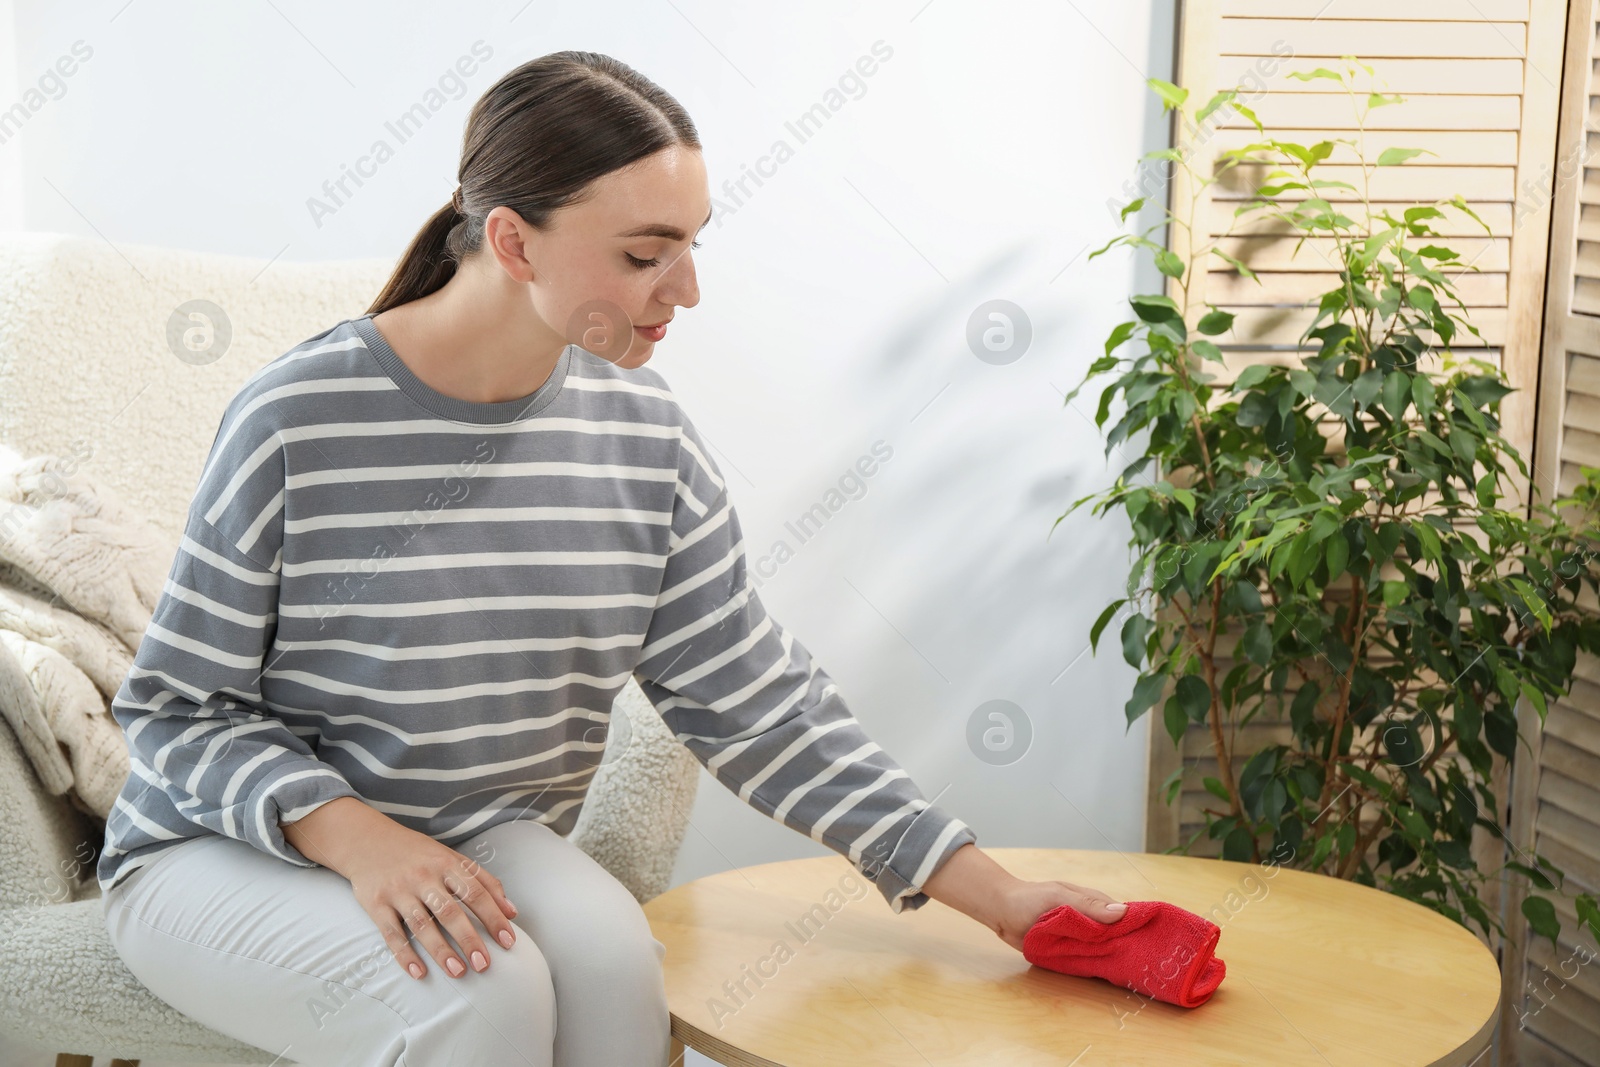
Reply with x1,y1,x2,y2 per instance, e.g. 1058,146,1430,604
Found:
1108,902,1128,911
498,929,515,949
471,950,488,972
446,957,465,976
408,962,424,979
505,898,518,915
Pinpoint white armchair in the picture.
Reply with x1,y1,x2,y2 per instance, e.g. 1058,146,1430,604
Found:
0,232,700,1065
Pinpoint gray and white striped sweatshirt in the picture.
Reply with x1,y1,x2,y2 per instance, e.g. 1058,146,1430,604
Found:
96,313,977,912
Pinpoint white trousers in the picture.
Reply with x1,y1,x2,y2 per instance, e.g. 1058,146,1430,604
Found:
102,818,672,1067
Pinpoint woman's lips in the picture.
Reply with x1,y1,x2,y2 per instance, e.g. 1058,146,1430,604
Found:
635,321,669,342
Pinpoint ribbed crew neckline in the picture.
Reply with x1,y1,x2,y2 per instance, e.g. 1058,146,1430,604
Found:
350,313,573,425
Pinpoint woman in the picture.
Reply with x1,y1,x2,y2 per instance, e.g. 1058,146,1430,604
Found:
98,50,1126,1067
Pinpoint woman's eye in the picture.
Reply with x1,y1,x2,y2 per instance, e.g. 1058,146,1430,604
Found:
626,240,702,270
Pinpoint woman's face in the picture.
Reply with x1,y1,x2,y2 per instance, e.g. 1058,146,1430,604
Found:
501,143,709,370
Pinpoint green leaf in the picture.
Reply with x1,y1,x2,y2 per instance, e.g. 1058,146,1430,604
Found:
1407,285,1439,313
1523,895,1560,950
1435,839,1473,870
1381,370,1411,419
1352,368,1383,411
1506,861,1555,892
1457,375,1513,409
1287,67,1344,83
1412,373,1436,420
1397,807,1430,841
1237,391,1274,427
1383,580,1407,607
1174,674,1212,723
1192,339,1223,362
1155,249,1186,278
1195,90,1237,126
1121,612,1153,668
1210,247,1259,281
1290,681,1322,736
1368,92,1403,109
1576,895,1600,944
1126,672,1167,727
1234,579,1263,614
1233,364,1274,392
1088,598,1127,654
1130,294,1182,322
1203,776,1232,804
1413,521,1442,566
1197,309,1236,335
1241,619,1273,665
1288,529,1317,589
1509,576,1553,632
1377,147,1431,166
1148,78,1189,112
1475,470,1498,509
1325,532,1348,582
1163,697,1189,746
1104,319,1138,357
1313,510,1344,544
1119,196,1146,222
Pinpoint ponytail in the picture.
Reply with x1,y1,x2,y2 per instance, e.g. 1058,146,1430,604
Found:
367,50,700,317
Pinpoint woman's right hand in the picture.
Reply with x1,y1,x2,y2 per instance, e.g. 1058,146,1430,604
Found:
281,796,519,980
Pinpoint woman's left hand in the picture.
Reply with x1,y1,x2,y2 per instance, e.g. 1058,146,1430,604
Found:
990,878,1127,952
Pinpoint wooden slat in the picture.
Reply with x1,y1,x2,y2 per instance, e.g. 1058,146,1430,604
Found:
1559,458,1600,497
1210,128,1520,167
1218,93,1522,131
1573,277,1600,316
1535,767,1600,832
1524,984,1600,1066
1534,827,1600,893
1567,351,1600,398
1544,699,1600,761
1220,20,1528,58
1516,1028,1594,1067
1214,56,1525,94
1211,164,1514,202
1574,241,1600,279
1539,733,1600,788
1214,235,1510,272
1210,349,1480,388
1221,304,1507,346
1211,200,1514,237
1220,0,1530,16
1206,269,1507,305
1578,171,1600,207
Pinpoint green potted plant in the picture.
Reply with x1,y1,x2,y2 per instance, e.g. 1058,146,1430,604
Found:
1060,57,1600,954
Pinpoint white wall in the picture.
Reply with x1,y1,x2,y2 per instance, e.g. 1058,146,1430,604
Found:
1,0,1173,1056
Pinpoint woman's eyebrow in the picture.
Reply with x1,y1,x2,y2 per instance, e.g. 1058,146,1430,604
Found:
617,206,714,241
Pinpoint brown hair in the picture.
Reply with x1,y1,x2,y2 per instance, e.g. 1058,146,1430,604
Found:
367,51,701,316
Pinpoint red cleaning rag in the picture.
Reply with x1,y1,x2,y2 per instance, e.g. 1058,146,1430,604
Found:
1021,900,1226,1008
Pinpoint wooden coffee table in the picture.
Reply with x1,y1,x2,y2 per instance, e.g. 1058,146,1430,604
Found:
642,847,1501,1066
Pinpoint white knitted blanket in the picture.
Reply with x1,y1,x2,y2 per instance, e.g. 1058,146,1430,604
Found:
0,443,173,821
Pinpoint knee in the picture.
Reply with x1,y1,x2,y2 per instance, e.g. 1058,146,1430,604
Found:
422,936,558,1057
545,900,667,991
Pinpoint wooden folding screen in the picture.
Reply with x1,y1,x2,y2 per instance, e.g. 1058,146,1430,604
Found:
1159,5,1582,1061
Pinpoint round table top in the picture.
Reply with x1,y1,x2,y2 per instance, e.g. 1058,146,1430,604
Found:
641,848,1501,1066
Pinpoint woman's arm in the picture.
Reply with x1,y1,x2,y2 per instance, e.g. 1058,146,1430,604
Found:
921,842,1128,951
